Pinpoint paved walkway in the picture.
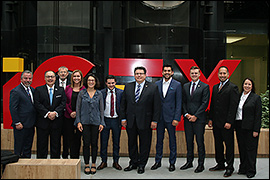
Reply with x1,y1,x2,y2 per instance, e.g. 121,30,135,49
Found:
78,156,269,179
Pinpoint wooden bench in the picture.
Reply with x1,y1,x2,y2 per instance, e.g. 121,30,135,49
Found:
1,159,81,179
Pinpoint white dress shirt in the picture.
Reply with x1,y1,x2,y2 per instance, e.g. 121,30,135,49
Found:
236,91,251,120
59,79,67,90
104,88,118,118
162,77,172,98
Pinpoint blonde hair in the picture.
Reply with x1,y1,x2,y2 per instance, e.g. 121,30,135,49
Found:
71,69,84,89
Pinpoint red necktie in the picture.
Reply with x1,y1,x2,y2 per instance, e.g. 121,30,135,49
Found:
110,90,114,117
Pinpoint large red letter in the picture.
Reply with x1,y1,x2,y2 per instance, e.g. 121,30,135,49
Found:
175,59,241,110
3,55,95,129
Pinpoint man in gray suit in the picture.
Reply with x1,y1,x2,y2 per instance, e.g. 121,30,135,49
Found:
120,66,161,174
181,66,210,173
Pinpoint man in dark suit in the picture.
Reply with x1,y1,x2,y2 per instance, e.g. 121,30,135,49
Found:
150,64,182,172
208,66,239,177
97,75,123,171
181,66,210,173
34,70,66,159
55,66,71,90
55,66,71,159
120,66,161,174
9,70,36,158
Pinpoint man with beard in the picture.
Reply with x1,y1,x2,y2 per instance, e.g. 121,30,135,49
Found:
151,64,182,172
9,70,36,158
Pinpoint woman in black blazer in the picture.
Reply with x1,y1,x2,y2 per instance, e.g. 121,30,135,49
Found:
235,78,262,178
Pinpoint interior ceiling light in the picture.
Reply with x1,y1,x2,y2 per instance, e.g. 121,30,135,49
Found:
226,36,246,44
142,1,185,10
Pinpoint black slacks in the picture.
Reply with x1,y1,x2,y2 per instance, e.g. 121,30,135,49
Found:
36,125,62,159
81,124,99,165
126,119,152,168
213,124,234,170
235,120,259,176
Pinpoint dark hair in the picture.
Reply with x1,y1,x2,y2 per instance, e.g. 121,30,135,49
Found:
219,66,229,73
134,66,147,74
190,66,200,72
163,64,173,71
105,75,116,82
84,73,100,89
241,77,256,93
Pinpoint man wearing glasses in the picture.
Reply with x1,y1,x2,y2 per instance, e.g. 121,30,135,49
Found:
120,66,161,174
34,70,66,159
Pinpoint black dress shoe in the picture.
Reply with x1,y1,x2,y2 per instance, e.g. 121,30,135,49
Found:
209,164,226,171
124,164,137,171
224,169,234,177
194,165,204,173
169,164,175,172
247,174,255,178
137,167,145,174
151,162,161,170
97,162,107,170
180,162,193,170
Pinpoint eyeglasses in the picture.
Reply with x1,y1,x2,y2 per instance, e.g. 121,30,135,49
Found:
45,76,55,78
134,73,145,76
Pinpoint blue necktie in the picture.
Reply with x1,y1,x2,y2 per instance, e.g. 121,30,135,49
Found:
49,88,53,105
135,84,141,102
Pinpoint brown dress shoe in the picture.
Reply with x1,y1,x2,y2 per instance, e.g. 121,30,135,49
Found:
113,162,122,170
97,162,107,170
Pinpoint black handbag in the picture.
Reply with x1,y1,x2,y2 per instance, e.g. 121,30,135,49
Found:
1,150,19,173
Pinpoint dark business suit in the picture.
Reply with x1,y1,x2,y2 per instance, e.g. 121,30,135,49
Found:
9,83,36,158
34,84,66,158
155,79,182,165
235,92,262,176
100,87,123,163
55,74,71,158
120,81,161,168
209,80,239,170
182,80,210,165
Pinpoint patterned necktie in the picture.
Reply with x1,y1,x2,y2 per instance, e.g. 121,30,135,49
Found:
219,82,223,92
26,88,32,102
135,84,141,102
191,82,195,96
49,87,53,105
110,90,114,117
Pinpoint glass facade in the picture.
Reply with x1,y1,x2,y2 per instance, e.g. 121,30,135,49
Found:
1,1,269,106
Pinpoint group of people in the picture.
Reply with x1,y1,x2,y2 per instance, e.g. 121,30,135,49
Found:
9,64,262,178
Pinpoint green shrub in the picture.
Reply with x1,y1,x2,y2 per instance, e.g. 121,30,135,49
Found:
260,90,269,128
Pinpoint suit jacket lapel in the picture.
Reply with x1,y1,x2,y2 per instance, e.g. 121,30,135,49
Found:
20,84,31,101
244,92,253,105
138,81,148,102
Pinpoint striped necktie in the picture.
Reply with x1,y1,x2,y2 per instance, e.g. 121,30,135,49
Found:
135,84,141,102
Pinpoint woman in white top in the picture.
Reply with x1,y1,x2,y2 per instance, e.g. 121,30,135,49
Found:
235,78,262,178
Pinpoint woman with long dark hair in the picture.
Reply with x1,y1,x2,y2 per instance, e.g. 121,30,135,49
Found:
235,78,262,178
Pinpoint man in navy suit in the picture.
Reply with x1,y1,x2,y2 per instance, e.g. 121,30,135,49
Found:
120,66,161,174
151,64,182,172
34,70,66,159
97,75,123,171
180,66,210,173
9,70,36,158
